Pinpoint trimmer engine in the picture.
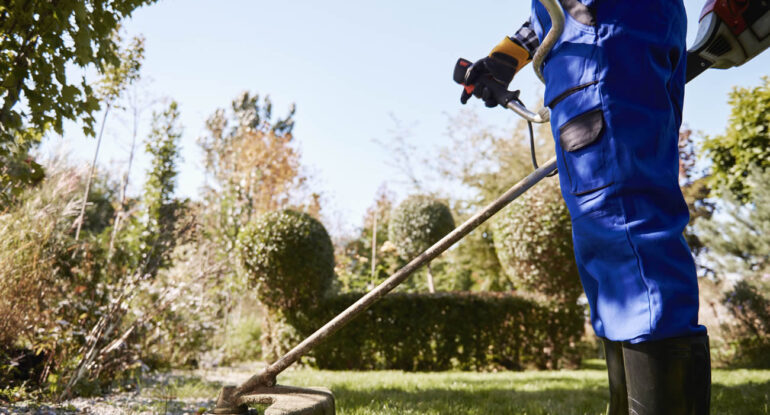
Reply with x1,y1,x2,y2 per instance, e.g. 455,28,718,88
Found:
687,0,770,81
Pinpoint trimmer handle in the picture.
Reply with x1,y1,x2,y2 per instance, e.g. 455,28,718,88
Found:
452,58,476,95
453,58,521,107
454,58,550,123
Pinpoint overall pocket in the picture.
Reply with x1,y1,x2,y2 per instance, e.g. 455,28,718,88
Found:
533,0,612,194
534,0,601,106
550,83,614,195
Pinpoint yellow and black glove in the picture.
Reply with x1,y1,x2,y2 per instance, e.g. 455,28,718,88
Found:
461,37,532,107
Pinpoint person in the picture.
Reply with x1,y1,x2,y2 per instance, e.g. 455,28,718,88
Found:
460,1,711,414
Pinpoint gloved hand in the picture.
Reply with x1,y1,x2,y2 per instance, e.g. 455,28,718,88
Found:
461,37,531,107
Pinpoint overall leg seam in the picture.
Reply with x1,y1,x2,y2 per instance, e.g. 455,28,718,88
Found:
618,196,655,336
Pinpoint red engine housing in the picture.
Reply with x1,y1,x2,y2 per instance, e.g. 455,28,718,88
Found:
701,0,751,35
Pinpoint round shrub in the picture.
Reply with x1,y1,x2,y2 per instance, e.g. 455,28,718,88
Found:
239,209,335,312
388,195,456,260
491,178,582,302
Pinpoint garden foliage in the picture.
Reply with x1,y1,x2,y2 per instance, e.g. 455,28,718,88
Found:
0,0,156,203
242,211,584,370
722,280,770,368
0,101,194,400
492,177,582,302
239,209,335,312
433,112,556,292
335,186,404,292
308,292,584,371
702,76,770,202
238,209,335,361
197,92,313,299
697,168,770,367
388,195,455,292
0,159,94,357
388,195,455,261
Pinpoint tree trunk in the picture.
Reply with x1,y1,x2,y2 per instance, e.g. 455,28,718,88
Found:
74,102,112,241
426,262,436,293
109,91,140,256
371,214,377,284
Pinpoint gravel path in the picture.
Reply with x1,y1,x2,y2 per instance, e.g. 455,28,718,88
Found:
0,364,263,415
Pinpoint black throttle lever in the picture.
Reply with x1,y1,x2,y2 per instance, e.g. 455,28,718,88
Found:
453,58,521,107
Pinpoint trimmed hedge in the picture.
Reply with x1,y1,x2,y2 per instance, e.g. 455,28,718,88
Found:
245,208,586,371
300,292,584,371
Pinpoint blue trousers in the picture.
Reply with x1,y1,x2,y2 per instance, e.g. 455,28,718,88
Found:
530,0,706,342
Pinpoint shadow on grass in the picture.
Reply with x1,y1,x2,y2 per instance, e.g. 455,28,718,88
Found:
711,379,770,414
325,378,770,415
121,370,770,415
329,385,608,415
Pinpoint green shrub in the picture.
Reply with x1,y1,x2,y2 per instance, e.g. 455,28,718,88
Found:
701,76,770,202
491,178,582,302
239,209,335,312
221,311,263,364
723,280,770,368
260,308,307,363
0,160,109,367
388,195,455,292
388,195,455,260
0,159,142,396
302,291,584,371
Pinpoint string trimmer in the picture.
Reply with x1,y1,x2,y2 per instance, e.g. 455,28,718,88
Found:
211,0,770,413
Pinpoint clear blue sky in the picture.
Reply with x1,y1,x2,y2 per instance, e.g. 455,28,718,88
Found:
45,0,770,236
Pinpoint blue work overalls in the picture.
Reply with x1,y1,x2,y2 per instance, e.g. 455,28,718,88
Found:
530,0,706,342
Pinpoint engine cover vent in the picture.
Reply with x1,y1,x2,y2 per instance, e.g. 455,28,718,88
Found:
707,34,732,56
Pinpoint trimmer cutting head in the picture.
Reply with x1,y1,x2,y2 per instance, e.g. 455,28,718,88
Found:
213,384,335,415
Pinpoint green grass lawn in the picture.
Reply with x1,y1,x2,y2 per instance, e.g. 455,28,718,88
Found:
268,363,770,415
132,361,770,415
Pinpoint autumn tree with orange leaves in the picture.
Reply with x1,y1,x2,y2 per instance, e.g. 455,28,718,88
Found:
198,92,320,284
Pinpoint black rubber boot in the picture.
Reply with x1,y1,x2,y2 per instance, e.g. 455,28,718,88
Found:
621,333,711,415
602,338,629,415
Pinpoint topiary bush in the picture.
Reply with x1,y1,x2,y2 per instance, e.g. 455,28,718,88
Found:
388,195,455,292
388,195,455,259
239,209,335,312
491,177,582,302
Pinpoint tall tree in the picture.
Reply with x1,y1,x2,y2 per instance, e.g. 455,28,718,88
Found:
697,169,770,276
198,92,303,261
133,101,186,273
197,92,320,357
0,0,157,204
695,168,770,367
75,34,146,240
109,77,158,255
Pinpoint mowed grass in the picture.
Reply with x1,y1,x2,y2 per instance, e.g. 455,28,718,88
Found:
270,363,770,415
133,362,770,414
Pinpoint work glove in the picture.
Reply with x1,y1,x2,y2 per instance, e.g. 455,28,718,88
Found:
461,37,531,107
